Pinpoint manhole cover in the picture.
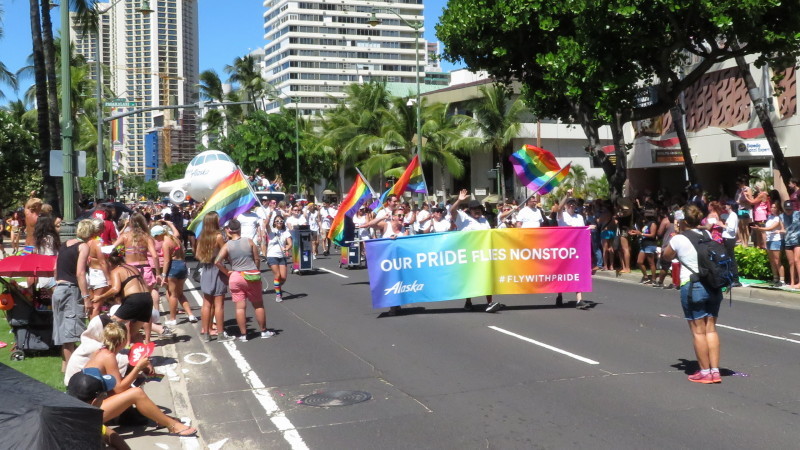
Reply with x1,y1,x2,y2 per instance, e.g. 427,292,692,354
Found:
300,390,372,407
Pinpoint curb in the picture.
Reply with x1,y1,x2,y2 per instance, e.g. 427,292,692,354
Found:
592,269,800,309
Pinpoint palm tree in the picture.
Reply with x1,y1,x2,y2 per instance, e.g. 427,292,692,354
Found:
28,0,57,208
198,69,229,142
568,164,588,197
470,84,526,198
224,55,264,110
0,3,18,100
422,102,482,196
317,81,392,192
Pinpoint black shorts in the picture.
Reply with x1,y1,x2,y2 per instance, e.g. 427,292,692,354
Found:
115,292,152,323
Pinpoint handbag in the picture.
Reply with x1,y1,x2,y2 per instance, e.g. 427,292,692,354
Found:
241,270,261,282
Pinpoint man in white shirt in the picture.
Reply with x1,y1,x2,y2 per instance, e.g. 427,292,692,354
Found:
556,190,592,309
515,196,545,228
319,200,337,256
306,204,321,258
722,201,741,287
449,189,500,312
237,205,263,245
285,204,308,230
414,203,432,234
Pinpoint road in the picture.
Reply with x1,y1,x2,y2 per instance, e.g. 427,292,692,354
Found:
165,256,800,449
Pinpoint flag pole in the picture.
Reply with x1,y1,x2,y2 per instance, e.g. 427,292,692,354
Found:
517,161,573,208
355,167,377,199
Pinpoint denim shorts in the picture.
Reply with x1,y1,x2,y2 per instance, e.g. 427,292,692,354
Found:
680,281,722,320
167,260,188,279
267,256,288,267
642,245,658,254
767,240,782,251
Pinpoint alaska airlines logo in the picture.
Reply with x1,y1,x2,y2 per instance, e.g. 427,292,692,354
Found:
384,280,424,295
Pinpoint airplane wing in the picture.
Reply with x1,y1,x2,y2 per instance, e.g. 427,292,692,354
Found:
157,178,190,193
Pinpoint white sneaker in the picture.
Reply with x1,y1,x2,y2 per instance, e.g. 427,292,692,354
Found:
275,295,283,303
164,320,177,326
188,315,198,323
237,334,248,342
260,330,275,339
312,254,317,260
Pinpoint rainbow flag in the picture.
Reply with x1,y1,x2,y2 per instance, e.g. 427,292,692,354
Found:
509,145,567,194
537,163,571,195
328,172,374,247
187,169,258,236
372,155,427,209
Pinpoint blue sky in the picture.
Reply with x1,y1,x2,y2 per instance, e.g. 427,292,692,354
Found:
0,0,460,104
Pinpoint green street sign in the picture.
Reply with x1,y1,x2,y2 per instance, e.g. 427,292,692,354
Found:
105,100,136,107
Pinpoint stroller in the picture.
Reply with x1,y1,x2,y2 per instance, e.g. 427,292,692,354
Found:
1,278,54,361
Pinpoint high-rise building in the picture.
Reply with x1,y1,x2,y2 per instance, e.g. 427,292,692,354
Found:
260,0,426,115
71,0,199,177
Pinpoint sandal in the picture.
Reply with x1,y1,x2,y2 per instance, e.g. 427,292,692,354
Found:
168,423,198,437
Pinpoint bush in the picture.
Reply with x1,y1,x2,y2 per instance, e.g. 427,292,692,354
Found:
734,246,772,280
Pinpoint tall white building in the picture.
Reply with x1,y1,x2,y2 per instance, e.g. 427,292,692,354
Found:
261,0,426,115
72,0,199,176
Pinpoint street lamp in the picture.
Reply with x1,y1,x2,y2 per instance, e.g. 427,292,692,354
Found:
265,88,301,196
368,8,423,163
94,0,152,200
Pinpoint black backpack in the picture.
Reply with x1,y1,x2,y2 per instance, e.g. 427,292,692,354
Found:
679,230,736,290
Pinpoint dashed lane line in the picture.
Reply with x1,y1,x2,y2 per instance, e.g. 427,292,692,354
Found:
488,326,600,365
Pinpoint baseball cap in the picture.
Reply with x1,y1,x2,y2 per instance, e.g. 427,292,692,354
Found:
150,225,166,237
67,368,116,402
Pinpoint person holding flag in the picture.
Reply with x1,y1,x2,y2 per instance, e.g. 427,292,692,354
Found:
449,189,501,313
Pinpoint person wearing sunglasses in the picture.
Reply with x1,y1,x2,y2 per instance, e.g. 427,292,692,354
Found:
363,206,409,316
264,215,294,303
449,189,501,313
285,205,308,231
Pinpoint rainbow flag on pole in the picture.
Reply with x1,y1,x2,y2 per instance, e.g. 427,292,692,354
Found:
372,154,427,209
328,171,374,247
509,145,570,194
187,169,258,236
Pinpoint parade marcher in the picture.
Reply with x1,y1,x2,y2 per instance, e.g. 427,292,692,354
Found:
515,195,545,228
413,202,431,234
285,204,308,231
662,205,724,384
264,214,293,302
306,203,321,259
423,207,453,233
52,219,93,371
319,200,337,256
215,219,274,341
556,190,591,309
195,212,228,342
449,189,501,313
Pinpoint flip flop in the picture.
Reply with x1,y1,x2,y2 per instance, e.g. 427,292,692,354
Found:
0,341,7,349
169,424,198,437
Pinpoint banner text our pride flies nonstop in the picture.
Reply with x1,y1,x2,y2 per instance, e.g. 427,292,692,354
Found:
365,227,592,308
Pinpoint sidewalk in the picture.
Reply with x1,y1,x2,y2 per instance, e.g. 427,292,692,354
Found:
592,268,800,309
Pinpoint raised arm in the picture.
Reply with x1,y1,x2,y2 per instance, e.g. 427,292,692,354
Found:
449,189,469,217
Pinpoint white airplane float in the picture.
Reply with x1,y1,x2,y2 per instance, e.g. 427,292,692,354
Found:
157,150,237,203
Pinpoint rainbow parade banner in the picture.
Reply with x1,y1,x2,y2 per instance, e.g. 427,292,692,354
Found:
365,227,591,308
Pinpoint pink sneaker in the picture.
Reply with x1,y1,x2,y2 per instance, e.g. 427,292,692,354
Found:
711,371,722,384
688,371,714,384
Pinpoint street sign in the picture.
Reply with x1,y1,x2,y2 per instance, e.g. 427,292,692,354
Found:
105,101,136,107
49,150,87,177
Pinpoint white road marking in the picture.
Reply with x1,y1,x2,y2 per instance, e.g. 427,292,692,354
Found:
791,333,800,337
488,326,600,365
319,267,349,278
185,280,309,450
183,352,211,365
717,324,800,345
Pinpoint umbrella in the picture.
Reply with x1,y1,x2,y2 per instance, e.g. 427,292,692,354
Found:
0,254,57,277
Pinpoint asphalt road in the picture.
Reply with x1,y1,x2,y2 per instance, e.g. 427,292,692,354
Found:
168,255,800,450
